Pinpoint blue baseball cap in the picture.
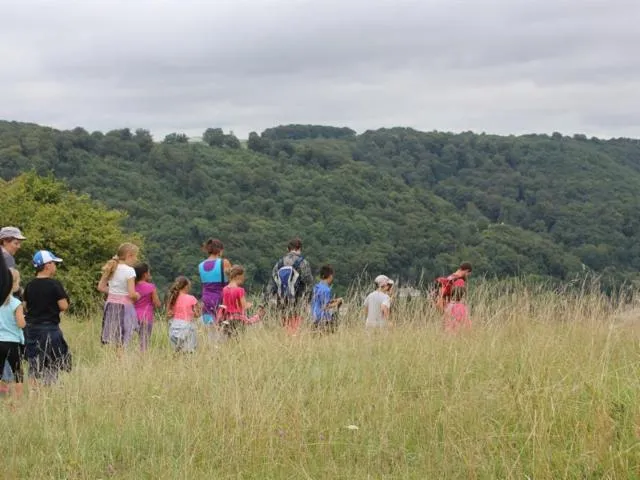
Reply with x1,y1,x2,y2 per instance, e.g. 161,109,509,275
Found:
33,250,63,268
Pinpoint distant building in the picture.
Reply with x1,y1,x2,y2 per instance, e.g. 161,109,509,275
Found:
397,286,422,298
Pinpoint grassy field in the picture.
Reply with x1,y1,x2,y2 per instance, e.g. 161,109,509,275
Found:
3,283,640,479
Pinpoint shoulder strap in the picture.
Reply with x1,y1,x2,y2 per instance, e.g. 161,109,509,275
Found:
293,256,304,269
219,258,224,284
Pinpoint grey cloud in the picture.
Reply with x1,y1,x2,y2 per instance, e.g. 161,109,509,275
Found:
1,0,639,139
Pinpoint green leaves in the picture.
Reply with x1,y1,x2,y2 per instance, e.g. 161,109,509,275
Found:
0,173,138,312
2,120,640,296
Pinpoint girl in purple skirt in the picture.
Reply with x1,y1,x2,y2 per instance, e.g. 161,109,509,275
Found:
98,243,140,347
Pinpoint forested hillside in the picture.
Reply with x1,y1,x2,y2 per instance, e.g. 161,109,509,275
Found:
2,120,640,292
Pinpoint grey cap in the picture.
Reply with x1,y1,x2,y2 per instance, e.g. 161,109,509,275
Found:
0,226,26,240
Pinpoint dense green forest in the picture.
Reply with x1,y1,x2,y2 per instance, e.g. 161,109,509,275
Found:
2,120,640,294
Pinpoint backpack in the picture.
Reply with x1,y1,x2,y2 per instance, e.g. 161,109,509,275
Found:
433,275,465,306
274,256,305,303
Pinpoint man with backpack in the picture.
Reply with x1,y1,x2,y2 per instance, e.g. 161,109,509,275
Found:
434,262,472,312
265,238,314,335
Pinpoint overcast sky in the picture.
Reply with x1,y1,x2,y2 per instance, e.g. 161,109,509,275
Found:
1,0,639,140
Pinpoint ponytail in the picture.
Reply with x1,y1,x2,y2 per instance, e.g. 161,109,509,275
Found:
166,276,190,315
100,256,119,282
101,243,139,281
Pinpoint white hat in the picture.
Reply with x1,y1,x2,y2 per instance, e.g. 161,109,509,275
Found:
374,275,394,288
0,226,26,241
32,250,63,268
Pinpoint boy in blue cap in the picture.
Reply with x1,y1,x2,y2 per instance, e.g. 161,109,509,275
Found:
23,251,72,385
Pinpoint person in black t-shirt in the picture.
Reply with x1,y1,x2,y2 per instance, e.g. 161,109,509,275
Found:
23,250,72,385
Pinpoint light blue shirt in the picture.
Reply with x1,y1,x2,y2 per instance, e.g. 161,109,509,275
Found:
0,296,24,343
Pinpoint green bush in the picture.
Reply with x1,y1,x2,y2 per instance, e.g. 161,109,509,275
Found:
0,172,141,312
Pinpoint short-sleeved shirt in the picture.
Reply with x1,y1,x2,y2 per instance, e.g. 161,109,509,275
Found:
24,278,68,325
0,296,24,343
108,264,136,296
311,282,332,323
2,249,16,269
363,290,391,328
134,281,157,323
222,286,245,314
172,294,198,322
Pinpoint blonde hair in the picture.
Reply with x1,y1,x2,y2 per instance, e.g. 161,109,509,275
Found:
227,264,245,281
3,269,20,305
101,243,139,281
166,276,190,314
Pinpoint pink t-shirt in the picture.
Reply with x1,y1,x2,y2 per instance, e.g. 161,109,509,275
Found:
222,286,245,314
172,293,198,322
134,281,156,323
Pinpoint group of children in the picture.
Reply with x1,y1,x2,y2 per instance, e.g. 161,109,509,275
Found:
96,242,267,354
0,240,472,397
0,250,71,398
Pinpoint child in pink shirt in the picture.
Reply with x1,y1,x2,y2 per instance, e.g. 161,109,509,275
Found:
217,265,263,338
444,286,470,334
166,276,201,352
134,263,162,351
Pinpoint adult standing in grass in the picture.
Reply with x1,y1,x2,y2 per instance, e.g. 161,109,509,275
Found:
198,238,232,326
0,226,26,394
265,238,314,335
0,226,26,271
363,275,394,329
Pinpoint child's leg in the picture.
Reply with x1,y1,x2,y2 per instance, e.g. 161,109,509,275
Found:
0,344,10,395
284,316,302,335
0,361,10,395
6,344,23,398
139,322,152,351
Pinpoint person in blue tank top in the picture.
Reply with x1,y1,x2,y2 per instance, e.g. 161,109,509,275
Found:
198,239,231,325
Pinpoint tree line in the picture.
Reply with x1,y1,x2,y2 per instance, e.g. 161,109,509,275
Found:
2,120,640,299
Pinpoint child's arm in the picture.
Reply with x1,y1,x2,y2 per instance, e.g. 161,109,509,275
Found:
97,274,109,294
151,288,162,309
58,298,69,312
15,305,25,329
326,297,343,309
127,277,140,302
240,297,253,312
193,301,203,318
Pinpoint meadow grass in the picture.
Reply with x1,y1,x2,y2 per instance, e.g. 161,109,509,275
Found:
3,283,640,479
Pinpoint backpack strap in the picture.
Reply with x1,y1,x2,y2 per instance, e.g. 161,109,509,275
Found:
293,256,304,270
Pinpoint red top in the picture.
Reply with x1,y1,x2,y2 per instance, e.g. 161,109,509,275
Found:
222,286,245,314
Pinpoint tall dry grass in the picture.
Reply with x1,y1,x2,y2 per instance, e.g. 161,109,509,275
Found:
2,282,640,479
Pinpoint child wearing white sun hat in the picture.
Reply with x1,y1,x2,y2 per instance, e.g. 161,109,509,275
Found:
363,274,395,328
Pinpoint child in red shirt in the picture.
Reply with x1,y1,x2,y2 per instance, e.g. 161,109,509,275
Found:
217,265,263,338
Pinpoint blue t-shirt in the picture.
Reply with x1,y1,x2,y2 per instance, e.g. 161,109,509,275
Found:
311,282,333,323
0,296,24,343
